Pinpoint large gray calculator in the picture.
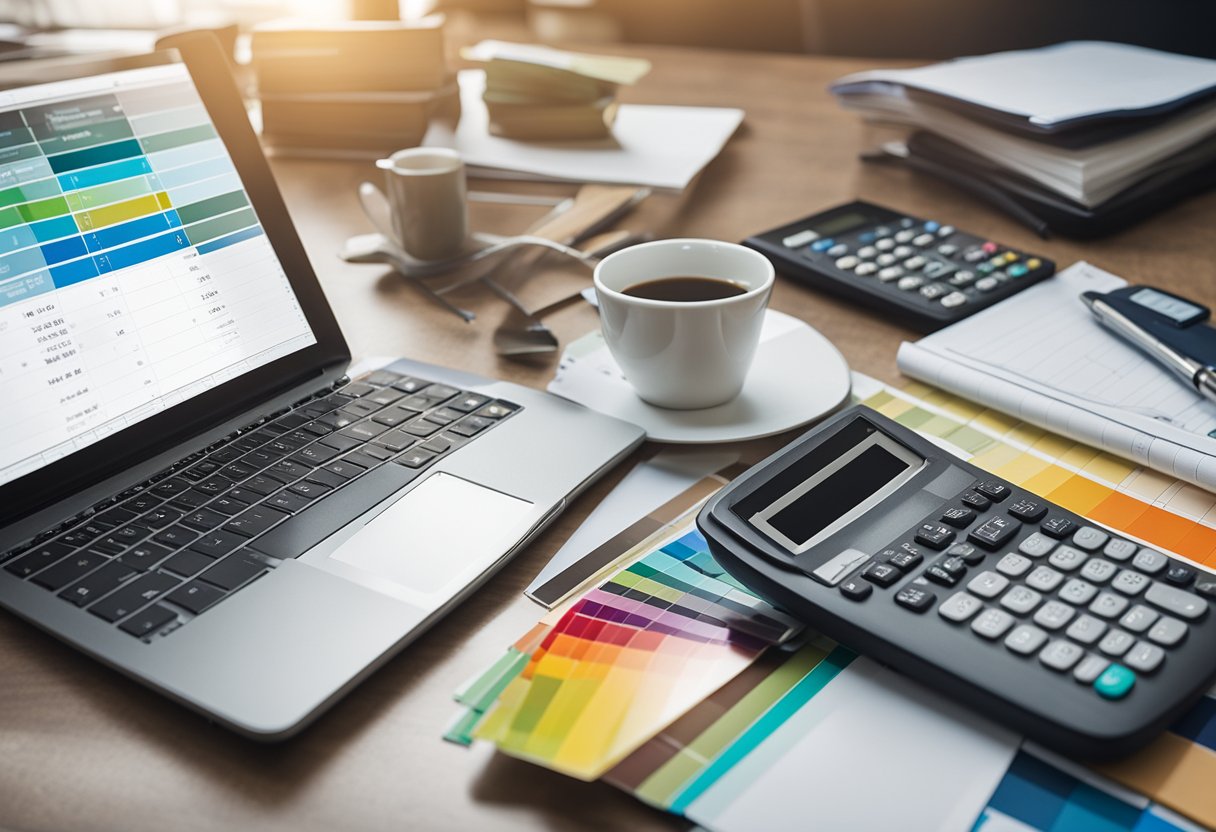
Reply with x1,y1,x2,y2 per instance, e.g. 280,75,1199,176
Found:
698,405,1216,758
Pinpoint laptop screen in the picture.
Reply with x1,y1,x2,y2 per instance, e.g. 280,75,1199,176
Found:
0,61,317,489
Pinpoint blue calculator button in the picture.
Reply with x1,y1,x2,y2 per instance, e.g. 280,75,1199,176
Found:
924,220,941,233
1007,263,1030,278
858,231,877,244
811,238,835,252
1094,664,1136,699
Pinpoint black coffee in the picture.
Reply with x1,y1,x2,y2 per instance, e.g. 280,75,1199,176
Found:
621,276,747,302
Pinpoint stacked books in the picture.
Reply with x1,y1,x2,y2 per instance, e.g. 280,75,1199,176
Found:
461,40,650,141
830,41,1216,237
250,17,459,157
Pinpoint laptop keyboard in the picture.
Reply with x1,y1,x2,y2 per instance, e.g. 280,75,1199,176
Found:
0,369,521,642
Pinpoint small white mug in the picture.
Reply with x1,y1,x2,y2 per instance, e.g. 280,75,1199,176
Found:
374,147,468,261
594,238,774,410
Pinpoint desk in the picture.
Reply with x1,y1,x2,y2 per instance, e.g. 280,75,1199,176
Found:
3,45,1215,832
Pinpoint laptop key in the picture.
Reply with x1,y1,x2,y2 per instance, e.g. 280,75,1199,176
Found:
119,542,174,571
267,490,312,514
270,460,311,482
196,475,234,495
419,436,452,454
119,604,178,638
58,529,101,548
372,406,418,427
125,494,162,513
289,480,330,500
209,495,250,516
242,475,282,496
374,430,414,452
171,489,210,509
403,419,441,437
93,506,140,529
340,421,389,441
324,459,365,479
162,550,216,578
89,572,180,622
357,444,394,461
220,462,256,481
166,580,227,614
181,508,228,532
200,553,267,591
319,433,362,452
31,551,106,591
90,538,127,556
396,448,437,468
291,444,339,466
140,507,182,529
189,530,246,558
151,478,190,499
225,506,289,537
59,561,137,607
450,416,493,437
153,525,199,549
5,543,73,578
306,469,346,489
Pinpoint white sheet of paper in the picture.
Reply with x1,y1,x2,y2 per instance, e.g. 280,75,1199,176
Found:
685,658,1019,832
833,41,1216,127
434,70,744,191
524,448,736,600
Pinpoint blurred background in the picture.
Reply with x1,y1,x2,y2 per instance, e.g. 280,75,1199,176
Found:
2,0,1216,61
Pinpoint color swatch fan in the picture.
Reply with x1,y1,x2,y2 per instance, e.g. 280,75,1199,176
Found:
447,521,801,780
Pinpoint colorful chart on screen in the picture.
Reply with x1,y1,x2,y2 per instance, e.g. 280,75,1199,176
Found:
0,61,316,487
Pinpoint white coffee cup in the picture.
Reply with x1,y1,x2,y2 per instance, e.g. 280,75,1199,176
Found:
374,147,468,261
593,239,774,410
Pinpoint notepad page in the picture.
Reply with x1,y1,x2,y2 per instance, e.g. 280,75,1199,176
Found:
833,41,1216,128
897,262,1216,491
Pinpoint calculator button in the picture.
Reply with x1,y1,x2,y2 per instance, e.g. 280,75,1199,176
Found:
1032,601,1075,631
903,255,927,271
975,277,1000,292
968,516,1021,550
1039,640,1084,672
839,577,872,601
981,241,999,254
914,524,955,550
996,553,1033,578
1018,533,1056,558
937,243,959,257
937,225,955,237
1005,624,1048,655
893,245,915,259
923,220,941,233
856,245,877,259
1131,548,1168,574
811,549,870,585
1066,614,1107,645
1008,499,1047,522
1089,591,1130,619
1094,664,1136,699
1098,629,1135,657
960,491,991,511
1147,616,1187,647
1047,546,1087,572
919,284,949,300
894,229,916,244
835,255,859,270
855,262,878,277
887,549,924,571
999,585,1042,614
926,558,966,587
938,592,983,623
967,571,1009,599
974,482,1011,501
1002,251,1019,264
940,291,968,309
950,270,977,286
912,233,935,247
897,276,925,292
899,217,916,228
1124,641,1165,674
1073,654,1110,684
875,253,897,267
1006,264,1030,278
1111,570,1149,596
1026,566,1064,592
941,507,975,528
1026,258,1043,270
1059,578,1098,606
1197,580,1216,599
1040,517,1076,539
1143,582,1208,620
862,561,901,587
964,247,987,262
947,542,984,565
875,238,896,251
972,608,1016,639
1102,539,1137,561
873,226,893,238
1080,559,1117,583
810,238,835,252
1118,604,1159,633
824,244,847,258
877,266,904,282
1165,564,1196,586
895,585,936,613
782,229,818,248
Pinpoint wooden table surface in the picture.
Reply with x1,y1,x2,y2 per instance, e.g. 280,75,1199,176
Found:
4,45,1215,832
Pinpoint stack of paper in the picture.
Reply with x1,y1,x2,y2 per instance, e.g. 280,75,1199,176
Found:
462,41,650,141
831,42,1216,234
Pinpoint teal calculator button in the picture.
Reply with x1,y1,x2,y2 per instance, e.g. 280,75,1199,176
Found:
1094,664,1136,699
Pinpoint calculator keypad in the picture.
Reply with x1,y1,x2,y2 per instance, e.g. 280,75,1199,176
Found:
832,475,1212,702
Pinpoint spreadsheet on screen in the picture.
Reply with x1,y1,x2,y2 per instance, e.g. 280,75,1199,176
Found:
0,62,316,487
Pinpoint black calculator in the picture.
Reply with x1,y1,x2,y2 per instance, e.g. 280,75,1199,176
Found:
742,201,1056,330
697,405,1216,759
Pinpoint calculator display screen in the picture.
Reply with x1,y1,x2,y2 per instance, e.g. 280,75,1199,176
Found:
1128,288,1204,324
812,211,869,237
749,431,923,555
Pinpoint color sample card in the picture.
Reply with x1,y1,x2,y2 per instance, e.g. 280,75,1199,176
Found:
973,749,1204,832
857,377,1216,570
450,522,801,781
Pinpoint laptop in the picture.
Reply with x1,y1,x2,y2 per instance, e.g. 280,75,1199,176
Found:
0,34,644,738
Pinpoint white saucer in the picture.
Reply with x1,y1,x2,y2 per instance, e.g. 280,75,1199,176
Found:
547,309,851,444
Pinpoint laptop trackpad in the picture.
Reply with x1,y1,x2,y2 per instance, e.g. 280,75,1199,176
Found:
329,473,535,594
